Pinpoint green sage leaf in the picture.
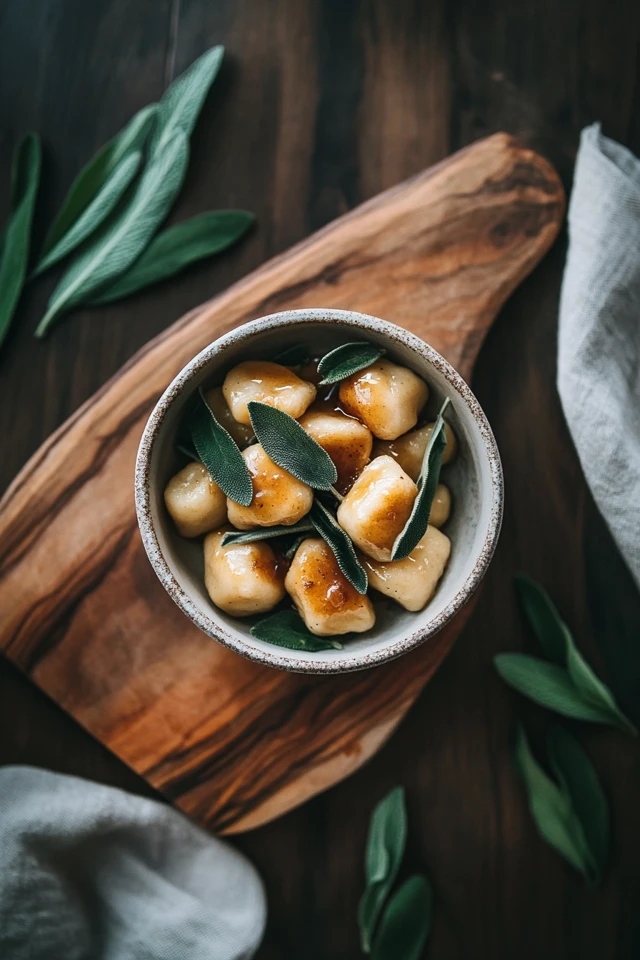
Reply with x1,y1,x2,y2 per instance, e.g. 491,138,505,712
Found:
34,151,143,276
0,133,41,351
358,786,407,953
87,210,254,304
565,643,637,736
250,609,342,651
547,724,608,882
317,341,385,385
221,519,313,547
310,499,368,594
515,574,574,664
37,104,157,264
514,725,592,878
391,398,450,560
247,401,338,490
190,391,253,506
514,575,636,736
371,875,432,960
150,45,224,156
494,654,623,725
272,344,309,366
36,130,189,336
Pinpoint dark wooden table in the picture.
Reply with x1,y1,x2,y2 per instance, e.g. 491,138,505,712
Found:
1,2,639,957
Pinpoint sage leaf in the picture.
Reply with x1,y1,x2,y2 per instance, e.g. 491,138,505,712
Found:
391,398,450,560
250,609,342,651
150,45,224,156
310,499,368,594
514,576,637,736
548,724,608,882
34,151,143,276
247,401,338,490
515,574,576,664
358,786,407,953
87,210,254,304
0,133,40,351
494,654,623,725
371,875,432,960
191,391,253,506
221,519,313,547
272,344,309,366
317,341,385,385
514,725,593,879
37,104,157,264
565,644,637,736
36,130,189,336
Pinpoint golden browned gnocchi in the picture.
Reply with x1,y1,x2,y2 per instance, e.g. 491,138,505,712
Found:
204,528,285,616
227,443,313,529
336,455,418,561
338,359,429,440
222,360,316,426
298,405,372,494
163,461,227,538
284,538,375,635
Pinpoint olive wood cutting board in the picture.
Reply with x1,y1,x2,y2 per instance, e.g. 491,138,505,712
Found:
0,134,564,834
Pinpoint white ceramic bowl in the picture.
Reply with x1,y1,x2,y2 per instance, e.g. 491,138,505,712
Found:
135,308,503,673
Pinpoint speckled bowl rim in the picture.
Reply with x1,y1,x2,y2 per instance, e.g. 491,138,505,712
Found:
135,308,503,674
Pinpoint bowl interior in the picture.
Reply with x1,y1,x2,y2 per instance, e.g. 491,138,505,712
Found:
139,312,501,672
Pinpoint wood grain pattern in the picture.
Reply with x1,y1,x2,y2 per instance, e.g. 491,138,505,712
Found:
0,133,563,833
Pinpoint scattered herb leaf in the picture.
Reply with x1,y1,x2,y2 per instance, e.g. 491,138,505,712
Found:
36,130,189,336
370,875,432,960
247,401,338,490
191,390,253,505
317,341,385,385
310,499,368,594
87,210,254,304
149,45,224,157
358,786,407,953
33,150,143,276
250,608,342,651
547,724,608,883
515,574,569,664
391,398,450,560
37,104,158,266
221,519,314,547
504,577,637,736
494,654,627,726
0,133,40,351
514,725,598,882
272,344,309,366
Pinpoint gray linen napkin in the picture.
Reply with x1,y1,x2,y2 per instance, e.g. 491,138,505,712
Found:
558,123,640,589
0,766,266,960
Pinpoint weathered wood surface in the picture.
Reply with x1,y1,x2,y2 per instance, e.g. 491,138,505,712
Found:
0,134,563,833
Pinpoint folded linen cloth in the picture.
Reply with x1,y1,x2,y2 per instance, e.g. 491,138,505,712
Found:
0,766,266,960
558,123,640,589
